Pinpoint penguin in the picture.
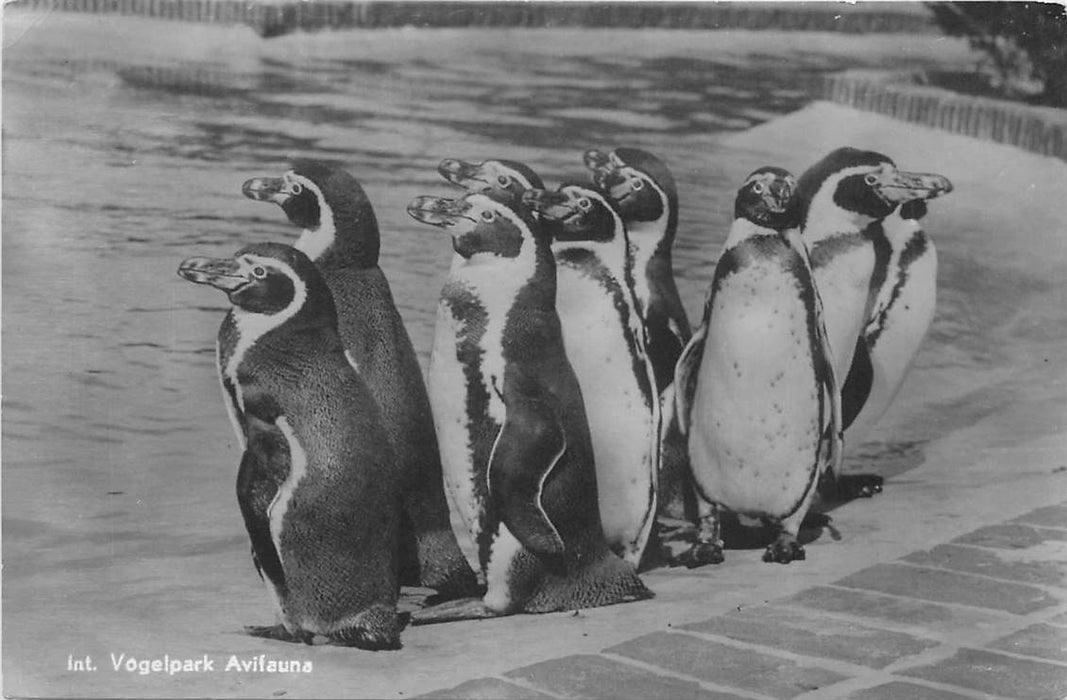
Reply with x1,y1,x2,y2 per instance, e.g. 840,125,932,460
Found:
675,167,843,564
583,148,704,566
835,200,939,496
241,162,479,599
792,148,952,490
522,182,660,569
178,242,402,648
406,191,651,622
582,148,690,386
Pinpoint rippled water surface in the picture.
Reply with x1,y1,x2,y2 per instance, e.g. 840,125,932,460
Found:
3,10,1065,697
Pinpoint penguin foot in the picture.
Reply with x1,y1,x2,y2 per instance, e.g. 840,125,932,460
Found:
327,604,404,650
410,597,501,626
819,474,884,501
839,474,884,499
762,538,806,564
244,625,315,644
671,541,724,569
411,531,485,601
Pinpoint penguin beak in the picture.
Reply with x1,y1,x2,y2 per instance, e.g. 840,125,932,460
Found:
437,158,483,188
407,195,465,227
177,256,251,292
764,179,793,213
583,149,622,190
242,176,289,204
875,170,953,204
521,188,572,220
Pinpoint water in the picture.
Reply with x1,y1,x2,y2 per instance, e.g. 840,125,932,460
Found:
3,10,1064,698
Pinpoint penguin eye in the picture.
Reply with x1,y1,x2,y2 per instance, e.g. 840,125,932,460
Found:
577,198,592,211
290,182,304,195
251,266,267,279
496,175,512,187
480,210,495,222
864,173,879,186
630,178,644,191
752,182,765,195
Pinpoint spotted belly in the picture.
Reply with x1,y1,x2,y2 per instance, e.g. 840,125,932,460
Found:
688,267,825,519
429,303,487,556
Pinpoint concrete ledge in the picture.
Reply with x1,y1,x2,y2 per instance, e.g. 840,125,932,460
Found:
12,0,938,37
822,70,1067,161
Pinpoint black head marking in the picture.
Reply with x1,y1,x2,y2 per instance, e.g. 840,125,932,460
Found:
794,147,898,224
586,147,678,250
734,166,798,230
230,242,337,326
528,183,621,244
408,193,539,261
287,160,381,268
438,158,544,206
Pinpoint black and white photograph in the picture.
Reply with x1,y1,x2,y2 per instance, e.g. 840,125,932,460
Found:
3,1,1066,697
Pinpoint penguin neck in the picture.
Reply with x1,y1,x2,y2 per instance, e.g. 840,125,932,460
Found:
552,237,630,285
626,217,670,260
294,201,380,270
457,236,554,307
801,199,876,245
723,218,782,251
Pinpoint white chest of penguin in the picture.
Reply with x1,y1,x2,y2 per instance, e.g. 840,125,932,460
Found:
552,248,658,561
811,239,876,376
690,256,824,515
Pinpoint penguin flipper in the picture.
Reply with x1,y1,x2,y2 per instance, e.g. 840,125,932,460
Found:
236,435,288,598
840,337,873,431
672,323,707,436
487,400,566,558
409,597,502,625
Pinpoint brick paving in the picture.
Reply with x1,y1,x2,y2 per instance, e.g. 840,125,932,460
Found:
422,503,1067,699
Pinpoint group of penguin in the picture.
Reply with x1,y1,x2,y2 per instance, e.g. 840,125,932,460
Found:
177,145,953,650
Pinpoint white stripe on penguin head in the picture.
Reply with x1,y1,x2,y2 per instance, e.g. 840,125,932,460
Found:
224,255,308,413
287,171,337,263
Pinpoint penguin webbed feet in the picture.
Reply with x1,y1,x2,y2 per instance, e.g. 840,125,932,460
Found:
656,515,725,569
245,606,404,650
244,624,315,645
762,535,806,564
819,472,884,501
409,597,502,626
673,541,725,569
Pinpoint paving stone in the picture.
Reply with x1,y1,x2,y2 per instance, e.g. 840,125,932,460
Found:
903,543,1067,588
680,606,938,669
953,523,1067,550
1048,611,1067,628
607,632,849,699
842,680,976,700
783,586,1005,632
988,623,1067,663
835,563,1060,615
1012,504,1067,530
505,654,741,700
902,647,1067,699
418,677,556,699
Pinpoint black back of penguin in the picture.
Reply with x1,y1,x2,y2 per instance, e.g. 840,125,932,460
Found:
242,162,479,598
178,242,401,648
